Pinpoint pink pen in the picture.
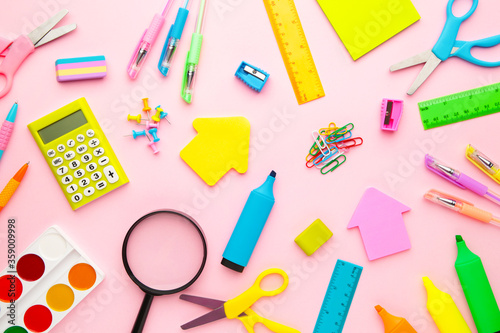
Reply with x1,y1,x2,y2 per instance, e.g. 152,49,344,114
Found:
425,154,500,205
0,102,17,162
127,0,175,79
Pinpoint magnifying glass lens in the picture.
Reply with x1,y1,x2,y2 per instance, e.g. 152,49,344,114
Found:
126,213,206,291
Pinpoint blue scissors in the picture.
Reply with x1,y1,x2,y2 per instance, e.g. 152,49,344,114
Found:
390,0,500,95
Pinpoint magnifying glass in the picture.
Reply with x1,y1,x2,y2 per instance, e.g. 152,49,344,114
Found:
122,210,207,333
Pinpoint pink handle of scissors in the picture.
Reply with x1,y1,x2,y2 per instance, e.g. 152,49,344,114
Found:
0,35,35,98
0,36,13,56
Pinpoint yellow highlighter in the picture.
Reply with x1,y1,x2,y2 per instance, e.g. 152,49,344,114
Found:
466,145,500,185
423,276,471,333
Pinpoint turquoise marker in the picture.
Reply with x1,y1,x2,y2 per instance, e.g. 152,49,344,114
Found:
0,102,18,161
455,235,500,333
222,171,276,272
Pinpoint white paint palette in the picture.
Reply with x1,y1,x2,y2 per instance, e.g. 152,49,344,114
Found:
0,226,104,332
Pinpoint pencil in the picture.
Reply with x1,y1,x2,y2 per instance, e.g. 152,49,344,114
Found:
0,162,29,212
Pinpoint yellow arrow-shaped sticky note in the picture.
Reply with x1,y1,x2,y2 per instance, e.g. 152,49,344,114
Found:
180,117,250,186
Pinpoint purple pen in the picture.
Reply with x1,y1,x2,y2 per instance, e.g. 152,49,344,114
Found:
127,0,175,79
425,154,500,205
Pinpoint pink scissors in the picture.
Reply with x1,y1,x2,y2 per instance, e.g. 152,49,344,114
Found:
0,9,76,98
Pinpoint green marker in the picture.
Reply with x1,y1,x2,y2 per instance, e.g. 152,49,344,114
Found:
455,235,500,333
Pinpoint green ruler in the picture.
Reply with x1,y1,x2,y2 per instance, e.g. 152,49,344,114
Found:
313,259,363,333
418,83,500,130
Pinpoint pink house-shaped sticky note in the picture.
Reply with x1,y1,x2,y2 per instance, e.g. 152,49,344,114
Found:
347,187,411,261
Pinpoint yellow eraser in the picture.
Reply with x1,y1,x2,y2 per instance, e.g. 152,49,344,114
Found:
295,219,333,256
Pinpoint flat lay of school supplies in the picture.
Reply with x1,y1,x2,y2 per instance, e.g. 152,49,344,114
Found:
3,0,500,332
316,0,420,60
0,9,76,98
391,0,500,95
0,226,104,332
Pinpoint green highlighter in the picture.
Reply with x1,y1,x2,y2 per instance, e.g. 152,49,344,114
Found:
455,235,500,333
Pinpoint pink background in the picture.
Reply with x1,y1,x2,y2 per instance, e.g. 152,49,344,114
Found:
2,0,500,332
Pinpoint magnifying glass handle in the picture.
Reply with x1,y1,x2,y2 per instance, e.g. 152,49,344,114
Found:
132,294,155,333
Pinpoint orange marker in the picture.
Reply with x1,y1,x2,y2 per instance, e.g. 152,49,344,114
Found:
0,162,29,212
375,305,417,333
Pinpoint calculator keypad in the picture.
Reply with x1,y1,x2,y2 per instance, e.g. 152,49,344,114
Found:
44,129,124,209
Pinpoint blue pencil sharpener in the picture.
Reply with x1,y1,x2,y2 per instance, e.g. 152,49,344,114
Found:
235,61,269,92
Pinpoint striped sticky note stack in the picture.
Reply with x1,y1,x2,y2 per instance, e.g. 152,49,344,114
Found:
55,56,107,82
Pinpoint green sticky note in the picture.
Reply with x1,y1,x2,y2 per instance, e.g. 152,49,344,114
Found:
317,0,420,60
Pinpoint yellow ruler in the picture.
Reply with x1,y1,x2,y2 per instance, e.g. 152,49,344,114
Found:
263,0,325,105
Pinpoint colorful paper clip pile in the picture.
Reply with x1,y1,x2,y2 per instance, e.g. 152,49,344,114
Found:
125,97,171,154
306,122,363,175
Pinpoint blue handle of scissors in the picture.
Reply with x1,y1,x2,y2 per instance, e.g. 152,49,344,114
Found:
432,0,478,61
451,37,500,67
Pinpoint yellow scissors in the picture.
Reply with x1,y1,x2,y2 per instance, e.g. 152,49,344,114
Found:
180,268,300,332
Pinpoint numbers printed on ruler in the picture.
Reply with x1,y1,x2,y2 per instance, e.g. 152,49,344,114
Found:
263,0,325,105
418,83,500,130
313,259,363,333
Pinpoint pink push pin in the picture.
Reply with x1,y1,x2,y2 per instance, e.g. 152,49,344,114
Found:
146,134,159,154
146,121,159,130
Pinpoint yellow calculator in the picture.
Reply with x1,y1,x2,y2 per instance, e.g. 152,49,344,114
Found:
28,98,129,210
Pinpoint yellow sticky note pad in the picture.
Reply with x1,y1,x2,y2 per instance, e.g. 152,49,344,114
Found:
180,117,250,186
317,0,420,60
295,219,333,256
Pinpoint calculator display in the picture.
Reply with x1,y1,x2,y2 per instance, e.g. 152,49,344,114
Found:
38,110,88,144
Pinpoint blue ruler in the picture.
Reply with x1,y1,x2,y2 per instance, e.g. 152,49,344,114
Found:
313,259,363,333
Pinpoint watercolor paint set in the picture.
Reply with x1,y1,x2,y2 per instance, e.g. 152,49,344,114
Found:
0,226,104,333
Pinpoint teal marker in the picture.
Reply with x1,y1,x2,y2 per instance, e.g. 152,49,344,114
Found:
0,102,18,161
455,235,500,333
222,171,276,272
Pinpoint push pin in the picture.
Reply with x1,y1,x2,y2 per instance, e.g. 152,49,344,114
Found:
152,105,163,122
159,111,171,124
142,97,151,120
127,114,145,124
148,128,160,142
124,130,146,139
146,121,159,130
146,134,159,154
